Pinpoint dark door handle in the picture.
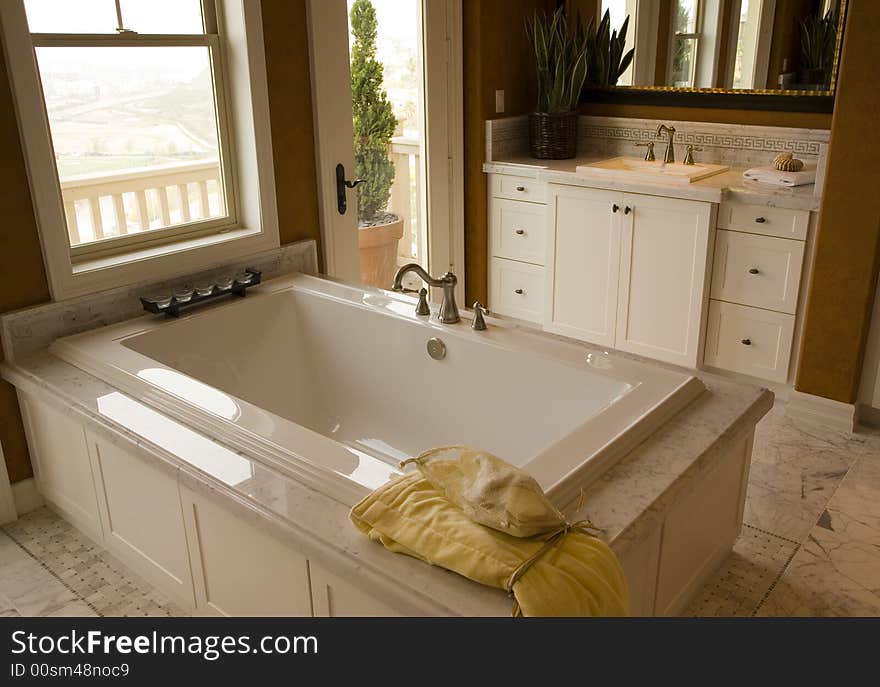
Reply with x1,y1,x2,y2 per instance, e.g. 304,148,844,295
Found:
748,268,760,274
755,217,766,223
612,204,620,213
741,338,752,346
514,288,524,295
624,206,632,215
336,163,364,215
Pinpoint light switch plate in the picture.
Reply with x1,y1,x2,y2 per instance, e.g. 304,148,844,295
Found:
495,90,504,114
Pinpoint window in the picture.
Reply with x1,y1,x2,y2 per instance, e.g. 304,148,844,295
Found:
23,0,234,259
1,0,279,299
670,0,701,87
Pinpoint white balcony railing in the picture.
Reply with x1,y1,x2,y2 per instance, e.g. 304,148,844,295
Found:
389,136,423,263
60,160,223,246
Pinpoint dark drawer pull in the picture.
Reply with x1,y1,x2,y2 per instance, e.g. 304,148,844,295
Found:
514,288,524,295
515,229,525,235
741,338,752,346
755,217,766,223
612,204,620,213
515,185,525,192
748,267,760,275
624,206,631,215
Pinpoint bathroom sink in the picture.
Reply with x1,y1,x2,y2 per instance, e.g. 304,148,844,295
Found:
575,157,729,184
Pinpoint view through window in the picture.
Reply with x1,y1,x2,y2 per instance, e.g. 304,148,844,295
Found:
24,0,228,251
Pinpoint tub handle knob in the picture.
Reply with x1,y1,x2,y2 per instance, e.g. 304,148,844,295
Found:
415,288,430,316
471,302,489,330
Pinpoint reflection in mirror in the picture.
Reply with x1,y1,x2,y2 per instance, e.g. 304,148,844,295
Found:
584,0,845,94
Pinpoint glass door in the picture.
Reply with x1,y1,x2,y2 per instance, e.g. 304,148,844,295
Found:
308,0,462,295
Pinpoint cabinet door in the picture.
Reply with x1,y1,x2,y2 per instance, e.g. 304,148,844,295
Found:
544,185,621,347
18,393,103,541
180,485,312,617
88,431,195,609
310,561,401,617
615,194,713,367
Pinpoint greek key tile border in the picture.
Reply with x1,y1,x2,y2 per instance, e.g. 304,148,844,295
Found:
578,116,829,157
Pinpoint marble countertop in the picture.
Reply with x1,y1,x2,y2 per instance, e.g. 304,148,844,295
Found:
0,324,774,615
483,155,821,211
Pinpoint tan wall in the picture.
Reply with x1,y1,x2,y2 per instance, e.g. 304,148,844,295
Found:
464,0,555,306
0,0,321,483
795,0,880,402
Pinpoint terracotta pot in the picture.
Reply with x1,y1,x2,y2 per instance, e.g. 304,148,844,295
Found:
358,214,404,289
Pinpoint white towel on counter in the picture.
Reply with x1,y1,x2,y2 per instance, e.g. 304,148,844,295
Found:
742,164,816,187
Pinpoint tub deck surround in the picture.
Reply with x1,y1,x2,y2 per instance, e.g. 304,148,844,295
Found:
0,240,318,363
46,273,705,508
0,329,772,616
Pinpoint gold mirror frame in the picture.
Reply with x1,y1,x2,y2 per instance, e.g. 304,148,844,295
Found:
589,0,847,99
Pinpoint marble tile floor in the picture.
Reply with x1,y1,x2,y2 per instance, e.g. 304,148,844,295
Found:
0,508,185,618
0,403,878,618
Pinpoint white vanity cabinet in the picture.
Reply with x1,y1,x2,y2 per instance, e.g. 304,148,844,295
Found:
704,201,809,383
487,173,547,323
544,184,714,368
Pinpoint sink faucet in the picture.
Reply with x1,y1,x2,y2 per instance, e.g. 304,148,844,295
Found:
656,124,677,163
392,264,460,324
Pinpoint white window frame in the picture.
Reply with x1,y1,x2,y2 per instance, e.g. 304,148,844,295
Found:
667,0,703,88
0,0,279,300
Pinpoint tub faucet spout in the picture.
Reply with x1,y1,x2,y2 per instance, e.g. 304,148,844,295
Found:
392,264,460,324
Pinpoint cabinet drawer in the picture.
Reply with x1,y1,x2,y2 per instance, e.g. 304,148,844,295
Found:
491,174,545,203
704,300,795,383
717,201,808,240
490,257,544,323
711,230,805,314
490,198,546,265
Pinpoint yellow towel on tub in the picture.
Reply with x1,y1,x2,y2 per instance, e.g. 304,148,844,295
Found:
349,447,629,617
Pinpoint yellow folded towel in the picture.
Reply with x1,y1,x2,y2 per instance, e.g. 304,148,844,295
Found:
350,448,629,617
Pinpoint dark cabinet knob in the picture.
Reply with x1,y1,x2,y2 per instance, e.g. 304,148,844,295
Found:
755,217,766,223
741,338,752,346
624,206,632,215
612,204,620,213
514,288,524,295
748,268,760,274
515,185,525,192
515,229,525,235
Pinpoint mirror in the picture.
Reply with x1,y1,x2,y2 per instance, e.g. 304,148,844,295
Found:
580,0,846,96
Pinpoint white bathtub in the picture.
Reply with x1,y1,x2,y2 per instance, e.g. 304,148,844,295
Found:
50,273,705,506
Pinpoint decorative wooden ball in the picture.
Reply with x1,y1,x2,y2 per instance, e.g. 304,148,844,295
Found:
773,152,804,172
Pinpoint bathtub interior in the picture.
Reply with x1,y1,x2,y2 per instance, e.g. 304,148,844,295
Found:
121,288,634,469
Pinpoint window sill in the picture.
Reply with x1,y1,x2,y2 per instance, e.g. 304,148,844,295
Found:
72,226,262,274
54,225,278,300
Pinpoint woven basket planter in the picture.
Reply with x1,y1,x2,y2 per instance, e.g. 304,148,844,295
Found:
529,111,578,159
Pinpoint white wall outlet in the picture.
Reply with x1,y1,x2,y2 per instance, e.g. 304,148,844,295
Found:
495,90,505,114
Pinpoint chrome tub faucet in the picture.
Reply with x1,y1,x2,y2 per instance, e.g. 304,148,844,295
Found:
392,264,460,324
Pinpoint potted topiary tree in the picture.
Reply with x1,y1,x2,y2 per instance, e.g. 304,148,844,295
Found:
350,0,402,288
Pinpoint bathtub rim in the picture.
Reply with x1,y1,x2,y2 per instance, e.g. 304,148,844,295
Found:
49,272,707,508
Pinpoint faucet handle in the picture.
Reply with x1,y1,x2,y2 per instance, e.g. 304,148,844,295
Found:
471,302,489,330
634,141,655,161
415,288,430,316
683,145,703,165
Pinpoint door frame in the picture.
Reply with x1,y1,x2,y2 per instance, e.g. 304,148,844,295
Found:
306,0,465,297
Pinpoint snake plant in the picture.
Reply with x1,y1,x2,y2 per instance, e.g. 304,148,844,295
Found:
525,7,589,113
586,10,635,88
800,8,837,76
